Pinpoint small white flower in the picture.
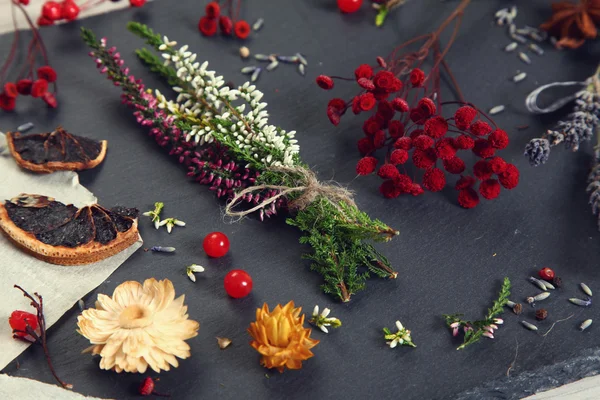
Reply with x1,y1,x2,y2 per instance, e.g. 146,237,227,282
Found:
321,308,331,318
312,305,319,317
396,320,404,331
186,264,205,282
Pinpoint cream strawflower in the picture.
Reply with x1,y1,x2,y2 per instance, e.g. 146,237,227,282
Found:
77,278,199,373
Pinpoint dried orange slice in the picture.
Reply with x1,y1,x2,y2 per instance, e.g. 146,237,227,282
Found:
6,127,107,173
0,194,139,265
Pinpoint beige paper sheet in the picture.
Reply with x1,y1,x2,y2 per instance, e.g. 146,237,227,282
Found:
0,132,142,370
0,375,109,399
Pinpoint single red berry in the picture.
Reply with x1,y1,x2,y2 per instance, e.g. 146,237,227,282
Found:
391,98,409,112
37,15,54,26
199,16,218,36
139,377,155,396
9,310,38,337
488,157,507,174
327,109,341,126
472,139,496,159
4,83,18,98
489,129,509,149
454,106,477,130
327,98,346,112
473,160,492,180
435,138,456,160
356,156,378,175
390,149,408,165
31,79,48,98
458,188,480,209
337,0,363,13
234,20,251,39
377,164,399,179
377,100,395,121
479,179,501,200
424,116,448,138
390,78,403,92
42,92,58,108
42,1,62,21
362,115,383,136
380,180,402,199
454,135,475,150
354,64,373,80
409,108,427,125
129,0,146,7
203,232,230,257
410,68,426,87
413,135,434,150
409,183,424,196
443,156,465,174
16,79,32,95
357,77,375,90
539,267,555,281
412,148,437,169
417,98,436,116
224,270,253,298
394,174,413,192
388,120,404,138
60,0,79,21
219,16,233,35
373,71,395,91
358,93,376,111
394,137,412,150
316,75,334,90
498,164,519,189
455,175,476,190
422,168,446,192
357,137,374,155
37,65,57,83
0,93,16,111
373,130,385,148
470,120,492,136
205,1,220,18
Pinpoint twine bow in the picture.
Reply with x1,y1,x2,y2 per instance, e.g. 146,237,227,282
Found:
225,166,356,218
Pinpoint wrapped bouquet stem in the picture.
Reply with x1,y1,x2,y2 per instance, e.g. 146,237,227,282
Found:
81,24,398,302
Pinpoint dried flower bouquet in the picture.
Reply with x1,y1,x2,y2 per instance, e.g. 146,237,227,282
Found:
81,23,398,302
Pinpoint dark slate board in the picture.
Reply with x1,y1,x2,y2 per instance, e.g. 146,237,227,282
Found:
1,0,600,399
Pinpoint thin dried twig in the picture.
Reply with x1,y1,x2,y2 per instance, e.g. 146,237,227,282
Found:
506,337,519,377
542,314,575,337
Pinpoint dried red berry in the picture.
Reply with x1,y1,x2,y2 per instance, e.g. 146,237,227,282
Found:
435,138,456,160
376,56,387,68
458,188,479,209
351,96,361,115
412,148,437,169
60,0,79,21
410,68,426,87
4,83,18,98
535,309,548,321
37,15,54,26
356,156,378,175
354,64,373,80
479,179,501,200
473,160,492,180
378,164,399,179
363,115,383,136
380,180,402,198
219,16,233,35
129,0,146,7
373,71,395,91
390,149,408,165
234,20,251,39
390,78,403,92
199,16,218,36
394,137,412,150
498,164,519,189
391,97,409,112
377,100,395,121
388,120,404,138
139,377,155,396
455,175,476,190
328,98,346,112
472,139,495,159
423,168,446,192
488,129,509,149
539,267,555,280
327,109,341,126
469,120,492,136
42,1,62,21
454,135,475,150
316,75,334,90
31,79,49,98
205,1,220,18
443,156,465,174
409,108,427,125
394,174,413,192
358,93,376,111
410,129,425,139
424,116,448,138
9,310,38,337
42,92,58,108
417,98,436,116
37,66,57,83
413,135,434,150
409,183,424,196
0,93,16,111
357,137,374,155
357,77,375,90
16,79,32,95
373,130,386,148
488,157,507,174
454,106,477,130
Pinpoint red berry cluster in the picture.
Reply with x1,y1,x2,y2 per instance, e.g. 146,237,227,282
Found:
0,66,57,111
317,60,519,208
198,1,250,39
37,0,145,26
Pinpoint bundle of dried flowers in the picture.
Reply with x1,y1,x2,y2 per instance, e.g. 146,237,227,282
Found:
198,1,251,39
81,23,398,302
540,0,600,49
77,278,199,373
317,0,519,208
247,302,319,372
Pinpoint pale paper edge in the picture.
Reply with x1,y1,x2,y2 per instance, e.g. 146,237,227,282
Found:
0,375,111,399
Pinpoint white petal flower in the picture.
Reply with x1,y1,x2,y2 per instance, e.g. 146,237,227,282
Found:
396,320,404,331
321,308,331,318
312,305,319,317
320,326,329,333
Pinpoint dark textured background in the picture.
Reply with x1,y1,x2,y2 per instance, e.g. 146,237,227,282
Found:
2,0,600,399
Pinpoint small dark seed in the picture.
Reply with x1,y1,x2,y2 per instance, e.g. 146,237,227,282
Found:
535,309,548,321
513,303,523,315
553,276,562,288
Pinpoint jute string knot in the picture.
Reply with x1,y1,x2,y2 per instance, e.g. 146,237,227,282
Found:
225,166,356,218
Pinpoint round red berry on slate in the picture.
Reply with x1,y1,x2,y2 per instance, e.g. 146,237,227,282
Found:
234,20,251,39
316,75,334,90
455,175,476,190
390,149,408,165
388,120,404,138
413,135,434,150
354,64,373,80
42,1,62,21
498,164,519,189
358,93,376,111
473,160,492,180
203,232,230,257
539,267,555,280
435,138,456,160
422,168,446,192
489,129,509,149
488,157,507,174
394,137,412,150
224,270,253,298
356,156,378,175
37,66,57,83
479,179,501,200
443,156,465,174
199,16,218,36
410,68,426,87
219,16,233,35
139,377,155,396
205,1,220,18
357,137,374,155
412,148,437,169
4,83,18,98
458,188,480,209
470,120,492,136
454,106,477,130
377,164,399,179
392,97,409,112
472,139,495,159
455,135,474,150
31,79,48,98
0,93,16,111
380,180,402,199
337,0,363,13
424,116,448,138
373,71,395,91
9,310,38,337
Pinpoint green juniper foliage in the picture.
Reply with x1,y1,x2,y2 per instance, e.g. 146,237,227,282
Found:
82,23,399,302
443,277,510,350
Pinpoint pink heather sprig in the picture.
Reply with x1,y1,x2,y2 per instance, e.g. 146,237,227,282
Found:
84,30,285,219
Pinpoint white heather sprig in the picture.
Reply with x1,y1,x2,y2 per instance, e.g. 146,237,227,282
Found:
142,201,164,229
154,40,299,168
186,264,205,282
383,320,416,348
309,305,342,333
